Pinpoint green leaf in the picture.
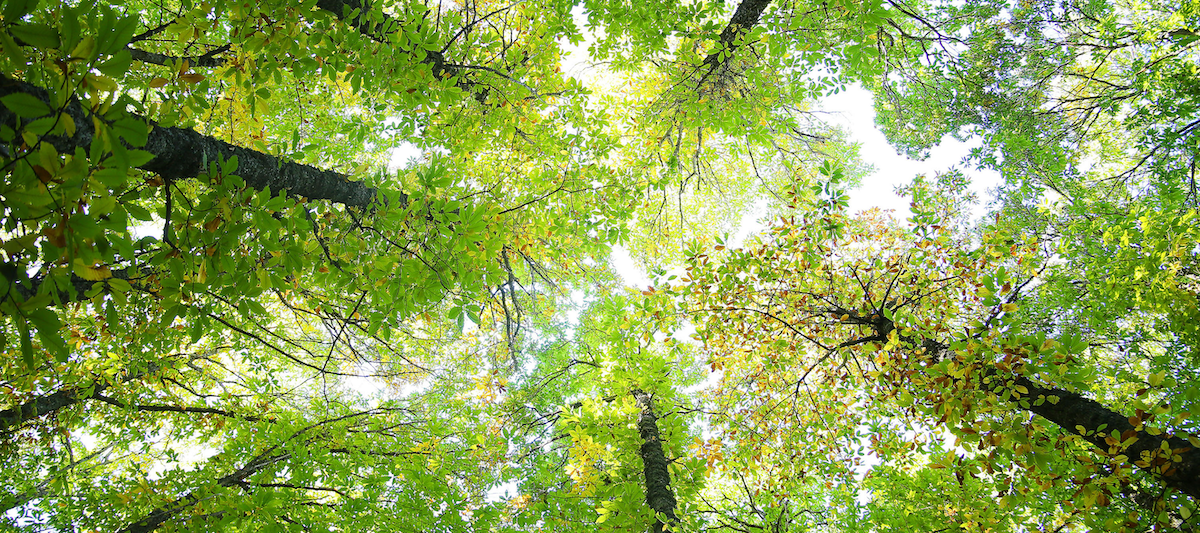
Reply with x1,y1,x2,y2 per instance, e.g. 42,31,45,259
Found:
1,0,37,21
0,30,25,65
27,308,66,362
96,49,132,77
1,92,50,118
14,313,33,369
9,23,60,49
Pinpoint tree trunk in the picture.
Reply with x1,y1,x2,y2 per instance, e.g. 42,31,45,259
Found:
702,0,775,72
116,451,291,533
313,0,466,84
0,362,162,433
1012,374,1200,500
0,74,392,209
893,325,1200,501
632,389,679,533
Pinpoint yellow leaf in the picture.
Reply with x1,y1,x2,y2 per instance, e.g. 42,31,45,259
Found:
69,36,95,60
1002,303,1019,312
72,259,112,281
85,74,117,93
179,73,205,84
60,113,74,136
1149,371,1165,387
1015,385,1029,394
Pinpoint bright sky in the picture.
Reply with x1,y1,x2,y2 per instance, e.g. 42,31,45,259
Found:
819,86,1001,217
610,85,1002,288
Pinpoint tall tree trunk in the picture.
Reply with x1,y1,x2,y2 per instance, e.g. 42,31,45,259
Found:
0,75,392,209
0,361,163,433
856,310,1200,502
116,450,291,533
1012,374,1200,500
632,389,679,533
701,0,775,73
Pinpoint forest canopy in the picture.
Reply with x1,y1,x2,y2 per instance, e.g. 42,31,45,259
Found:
0,0,1198,531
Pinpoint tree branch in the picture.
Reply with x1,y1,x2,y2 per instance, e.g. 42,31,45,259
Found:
0,361,165,433
700,0,774,76
128,44,230,67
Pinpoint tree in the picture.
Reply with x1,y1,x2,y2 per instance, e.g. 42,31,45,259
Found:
665,170,1200,530
4,0,1199,530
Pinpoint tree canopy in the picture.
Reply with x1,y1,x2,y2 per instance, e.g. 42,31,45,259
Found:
1,0,1198,531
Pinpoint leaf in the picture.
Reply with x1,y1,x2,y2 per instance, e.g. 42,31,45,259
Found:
96,49,132,77
27,308,66,361
73,258,112,281
9,23,60,49
1149,371,1165,387
14,314,33,369
1,92,50,118
2,0,37,21
149,77,170,88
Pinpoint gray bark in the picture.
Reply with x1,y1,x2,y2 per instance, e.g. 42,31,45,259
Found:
701,0,775,72
0,362,162,433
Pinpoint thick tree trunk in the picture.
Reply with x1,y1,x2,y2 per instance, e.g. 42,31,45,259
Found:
632,389,679,533
0,362,161,433
0,75,389,209
701,0,774,71
117,451,291,533
0,384,106,432
1012,374,1200,500
886,325,1200,501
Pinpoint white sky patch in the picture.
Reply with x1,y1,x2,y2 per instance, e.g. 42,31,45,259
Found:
818,85,1001,218
485,480,519,502
387,142,423,171
610,244,652,289
609,86,1002,286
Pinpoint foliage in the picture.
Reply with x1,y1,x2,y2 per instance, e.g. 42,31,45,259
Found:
1,0,1198,531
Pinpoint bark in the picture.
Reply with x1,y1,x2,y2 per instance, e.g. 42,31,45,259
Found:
1012,374,1200,500
313,0,465,83
91,393,262,422
0,362,161,433
128,45,230,67
632,389,679,533
861,311,1200,501
117,450,290,533
701,0,774,72
8,267,139,304
0,383,104,432
0,74,392,209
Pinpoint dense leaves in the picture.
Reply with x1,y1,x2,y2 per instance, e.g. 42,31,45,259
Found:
1,0,1197,531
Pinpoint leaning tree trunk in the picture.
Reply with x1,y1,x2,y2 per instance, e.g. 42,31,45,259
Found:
0,75,389,208
0,361,165,433
841,305,1200,502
